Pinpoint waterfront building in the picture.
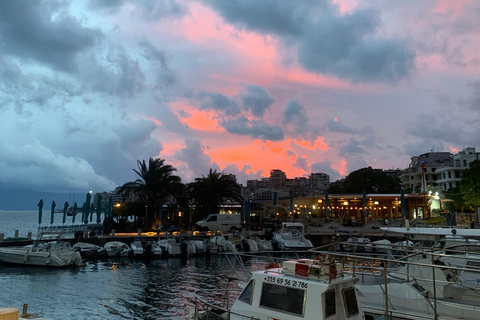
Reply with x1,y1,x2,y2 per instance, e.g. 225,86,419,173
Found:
399,151,453,192
436,147,480,190
400,147,480,192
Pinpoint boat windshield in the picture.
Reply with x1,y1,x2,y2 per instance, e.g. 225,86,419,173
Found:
259,282,305,316
238,279,254,304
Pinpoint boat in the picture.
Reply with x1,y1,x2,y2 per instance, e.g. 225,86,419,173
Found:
130,238,144,257
189,255,365,319
317,241,480,320
145,239,163,256
72,242,106,258
272,222,313,250
104,241,130,257
0,231,82,267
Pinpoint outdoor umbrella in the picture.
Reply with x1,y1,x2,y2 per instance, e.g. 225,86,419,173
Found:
96,195,102,224
85,192,92,222
90,203,95,222
72,202,78,223
50,201,56,225
62,201,69,224
83,203,88,224
37,199,44,225
401,189,407,217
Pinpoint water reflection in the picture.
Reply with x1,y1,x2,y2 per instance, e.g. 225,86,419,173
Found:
0,255,236,319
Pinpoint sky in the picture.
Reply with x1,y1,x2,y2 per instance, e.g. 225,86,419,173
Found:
1,0,480,195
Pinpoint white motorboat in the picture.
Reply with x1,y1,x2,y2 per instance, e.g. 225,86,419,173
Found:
144,240,163,256
72,242,106,258
0,232,82,267
104,241,130,257
322,242,480,320
157,237,180,256
272,222,313,250
190,256,364,320
130,238,144,257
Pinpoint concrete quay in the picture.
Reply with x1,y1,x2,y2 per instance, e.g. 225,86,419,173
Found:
0,218,472,249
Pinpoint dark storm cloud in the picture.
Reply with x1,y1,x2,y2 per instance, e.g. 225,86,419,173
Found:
174,139,220,177
282,99,308,135
206,0,312,35
340,139,365,156
294,156,309,172
466,80,480,110
89,0,188,19
0,0,102,72
240,85,274,117
178,110,191,118
311,160,340,181
139,39,177,89
221,117,284,141
324,118,355,134
297,14,416,83
206,0,415,83
199,93,240,116
79,48,146,98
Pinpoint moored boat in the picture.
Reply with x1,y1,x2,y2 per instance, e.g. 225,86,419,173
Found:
189,256,364,319
0,231,82,267
272,222,313,250
104,241,130,257
72,242,106,258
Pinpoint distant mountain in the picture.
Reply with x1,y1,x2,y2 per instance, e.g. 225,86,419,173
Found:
0,188,74,211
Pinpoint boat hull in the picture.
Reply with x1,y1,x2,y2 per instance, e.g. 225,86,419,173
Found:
0,247,82,267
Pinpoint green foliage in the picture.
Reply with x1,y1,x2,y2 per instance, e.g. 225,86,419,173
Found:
327,184,346,194
332,167,401,194
188,169,243,220
118,157,183,229
459,160,480,208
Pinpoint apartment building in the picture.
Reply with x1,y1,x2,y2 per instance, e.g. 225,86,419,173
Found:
436,147,480,190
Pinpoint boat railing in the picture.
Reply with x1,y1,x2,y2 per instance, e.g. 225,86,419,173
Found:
312,242,480,319
222,251,314,280
192,288,261,320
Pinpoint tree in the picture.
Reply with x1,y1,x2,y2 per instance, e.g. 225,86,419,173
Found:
188,169,243,220
442,186,466,214
460,160,480,211
341,167,401,194
118,157,183,230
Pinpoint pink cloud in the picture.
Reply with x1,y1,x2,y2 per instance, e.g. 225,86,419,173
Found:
332,158,347,177
434,0,471,18
294,138,329,151
172,2,351,94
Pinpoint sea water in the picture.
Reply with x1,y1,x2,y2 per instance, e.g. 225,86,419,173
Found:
0,211,239,319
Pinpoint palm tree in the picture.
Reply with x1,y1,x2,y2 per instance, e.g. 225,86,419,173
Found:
118,157,183,230
189,169,243,220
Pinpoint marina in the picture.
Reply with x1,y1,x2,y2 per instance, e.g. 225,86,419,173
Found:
3,211,480,319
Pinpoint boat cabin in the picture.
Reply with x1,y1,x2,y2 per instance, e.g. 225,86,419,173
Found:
229,259,364,320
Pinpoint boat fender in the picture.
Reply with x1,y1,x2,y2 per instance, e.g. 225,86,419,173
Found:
46,253,51,265
266,262,280,269
23,252,29,263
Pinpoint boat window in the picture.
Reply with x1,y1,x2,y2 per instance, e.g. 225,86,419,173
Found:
324,289,336,318
238,280,255,304
260,283,305,316
342,287,359,317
